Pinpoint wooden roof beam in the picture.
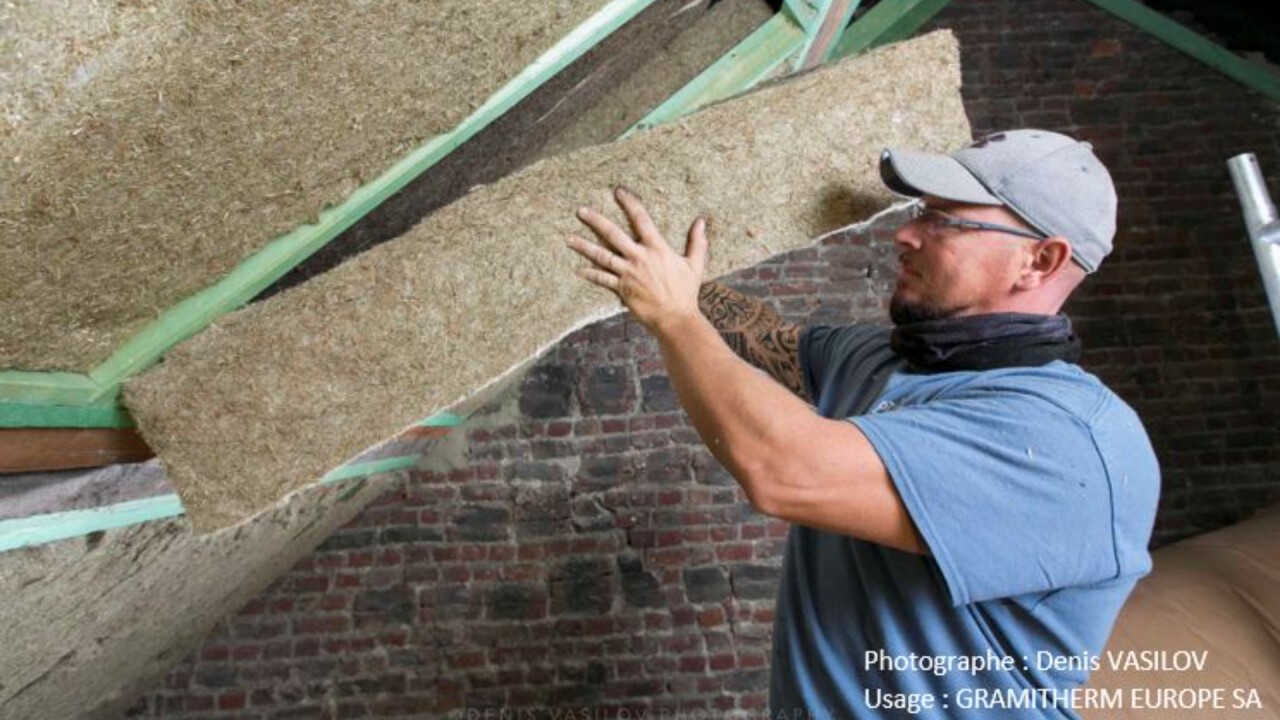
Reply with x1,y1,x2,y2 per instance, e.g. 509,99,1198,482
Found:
0,428,154,474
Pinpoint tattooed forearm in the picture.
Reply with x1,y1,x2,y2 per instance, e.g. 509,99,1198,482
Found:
698,282,809,401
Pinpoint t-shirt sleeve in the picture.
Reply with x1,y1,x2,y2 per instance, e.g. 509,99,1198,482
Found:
850,383,1124,606
800,324,889,400
801,325,845,399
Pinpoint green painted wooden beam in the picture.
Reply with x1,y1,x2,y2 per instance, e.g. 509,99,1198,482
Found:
317,409,465,485
0,494,185,553
625,11,807,137
319,455,418,484
830,0,951,60
783,0,821,31
795,0,863,71
0,402,134,429
0,371,112,406
1082,0,1280,103
420,411,464,428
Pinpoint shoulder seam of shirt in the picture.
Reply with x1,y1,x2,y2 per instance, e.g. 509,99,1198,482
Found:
1084,417,1125,581
1082,382,1116,427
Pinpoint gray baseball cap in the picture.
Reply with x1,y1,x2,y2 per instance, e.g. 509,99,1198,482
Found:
879,129,1117,273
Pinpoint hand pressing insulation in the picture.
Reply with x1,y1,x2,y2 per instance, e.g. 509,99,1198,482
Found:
567,186,709,336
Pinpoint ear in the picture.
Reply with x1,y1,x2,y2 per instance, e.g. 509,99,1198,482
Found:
1016,236,1073,289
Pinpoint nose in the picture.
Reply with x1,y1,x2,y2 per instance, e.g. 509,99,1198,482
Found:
894,220,924,251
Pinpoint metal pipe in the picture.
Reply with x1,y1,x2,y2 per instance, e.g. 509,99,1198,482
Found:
1227,153,1280,339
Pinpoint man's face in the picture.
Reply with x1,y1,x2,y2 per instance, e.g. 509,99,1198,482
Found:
890,199,1041,325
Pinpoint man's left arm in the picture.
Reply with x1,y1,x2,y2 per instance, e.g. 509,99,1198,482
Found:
566,188,926,555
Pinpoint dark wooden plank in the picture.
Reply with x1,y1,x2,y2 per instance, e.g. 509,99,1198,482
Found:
0,428,154,474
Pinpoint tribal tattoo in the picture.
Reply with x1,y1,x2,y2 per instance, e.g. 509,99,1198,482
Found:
698,282,809,401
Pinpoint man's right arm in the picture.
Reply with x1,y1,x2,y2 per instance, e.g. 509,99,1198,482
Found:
698,281,809,402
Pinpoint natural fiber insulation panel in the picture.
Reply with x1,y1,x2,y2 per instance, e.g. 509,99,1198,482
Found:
0,0,609,371
124,31,971,532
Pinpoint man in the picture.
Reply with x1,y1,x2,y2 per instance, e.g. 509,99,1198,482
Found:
566,129,1160,718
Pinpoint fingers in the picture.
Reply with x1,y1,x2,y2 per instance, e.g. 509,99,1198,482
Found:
566,233,627,275
577,206,640,259
613,186,662,248
686,217,709,277
576,267,620,292
566,234,623,294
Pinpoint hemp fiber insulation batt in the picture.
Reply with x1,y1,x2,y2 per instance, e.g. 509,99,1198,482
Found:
124,31,972,532
0,0,607,371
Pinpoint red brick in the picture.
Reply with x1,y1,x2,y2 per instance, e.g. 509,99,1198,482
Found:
715,544,752,561
696,607,726,628
1090,38,1122,58
199,644,229,662
320,593,351,611
293,615,350,635
709,653,736,671
217,691,247,711
446,651,486,669
678,655,706,673
442,565,470,583
239,598,268,615
231,644,262,662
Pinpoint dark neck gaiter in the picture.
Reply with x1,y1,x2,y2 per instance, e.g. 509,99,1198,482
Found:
890,312,1081,373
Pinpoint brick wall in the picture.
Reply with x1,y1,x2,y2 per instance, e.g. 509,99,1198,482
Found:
131,1,1280,717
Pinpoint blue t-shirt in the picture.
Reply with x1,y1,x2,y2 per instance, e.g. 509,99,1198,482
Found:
770,325,1160,719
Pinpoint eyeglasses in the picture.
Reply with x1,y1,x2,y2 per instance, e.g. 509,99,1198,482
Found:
905,202,1048,241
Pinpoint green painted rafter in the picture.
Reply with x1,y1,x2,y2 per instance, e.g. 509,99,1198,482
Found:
783,0,821,31
795,0,863,71
420,411,463,427
0,403,133,429
625,11,807,137
1082,0,1280,103
319,455,418,484
0,371,110,407
0,0,660,420
0,495,185,553
831,0,951,60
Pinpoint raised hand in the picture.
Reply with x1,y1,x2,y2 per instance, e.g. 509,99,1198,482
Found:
566,186,709,336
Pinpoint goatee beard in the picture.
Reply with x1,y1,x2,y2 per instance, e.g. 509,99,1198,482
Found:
889,294,960,326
